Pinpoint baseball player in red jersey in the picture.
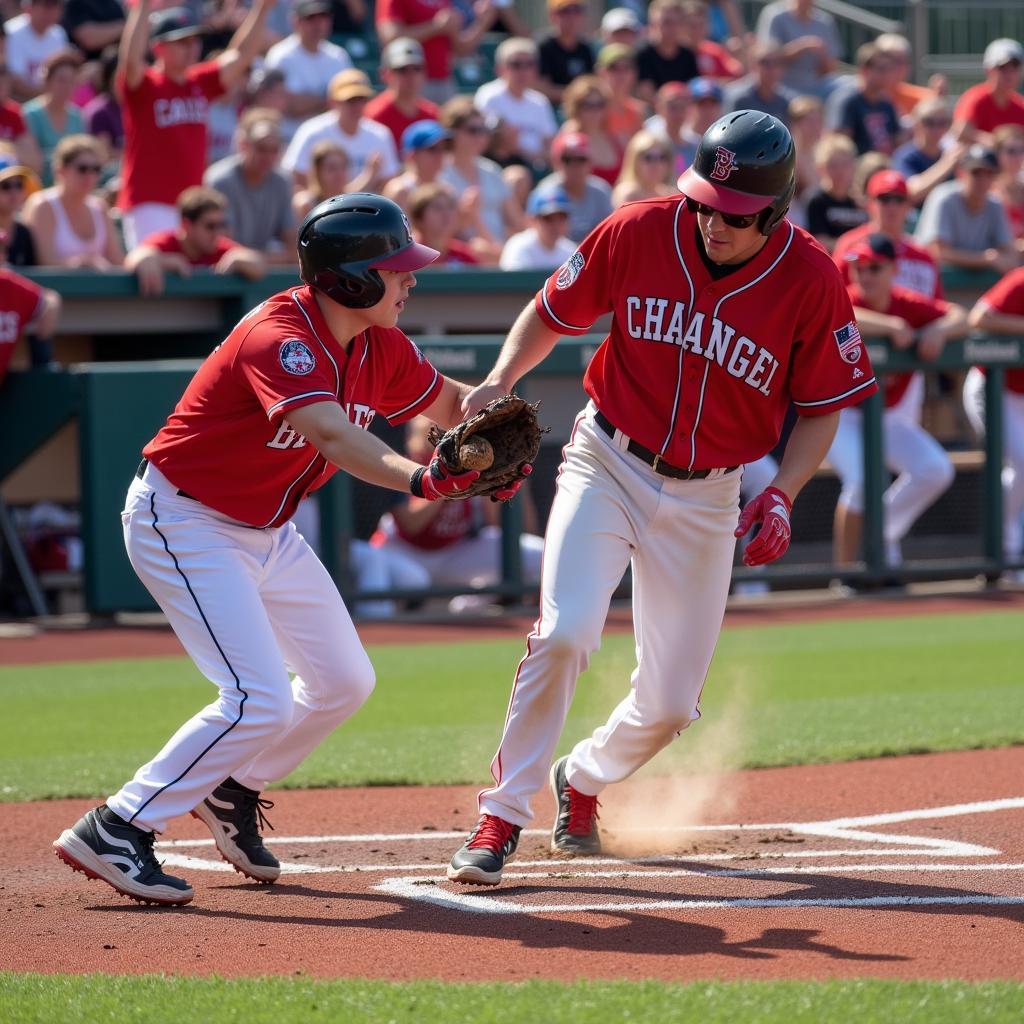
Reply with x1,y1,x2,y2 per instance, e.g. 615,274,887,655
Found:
53,194,522,907
0,261,60,383
964,267,1024,575
447,111,878,886
827,233,967,571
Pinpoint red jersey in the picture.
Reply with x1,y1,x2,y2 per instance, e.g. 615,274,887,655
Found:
696,42,743,81
536,198,877,470
364,91,441,150
390,497,474,550
0,267,43,387
954,83,1024,136
847,282,948,408
976,267,1024,394
144,286,443,528
0,100,26,141
142,228,239,266
117,62,225,209
833,224,943,299
375,0,453,81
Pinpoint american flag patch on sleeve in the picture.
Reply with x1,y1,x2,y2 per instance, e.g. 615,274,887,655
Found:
834,321,863,364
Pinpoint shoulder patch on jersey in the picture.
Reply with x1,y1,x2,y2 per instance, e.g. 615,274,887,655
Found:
279,339,316,375
555,250,585,290
833,321,863,365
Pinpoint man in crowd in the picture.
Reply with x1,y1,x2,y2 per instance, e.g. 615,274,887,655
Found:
4,0,69,101
953,38,1024,146
892,99,963,207
382,118,449,210
600,6,641,48
635,0,698,103
61,0,123,61
724,40,795,124
534,131,611,242
645,80,697,170
500,183,576,269
204,108,295,261
826,41,902,156
364,37,439,151
684,0,743,82
756,0,839,99
537,0,595,105
804,133,867,252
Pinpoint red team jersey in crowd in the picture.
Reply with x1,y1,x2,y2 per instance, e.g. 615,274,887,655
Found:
954,83,1024,135
142,229,240,266
117,62,225,209
387,498,475,550
977,267,1024,394
833,225,943,299
364,92,441,150
144,286,443,528
0,267,43,387
846,282,949,408
375,0,453,80
0,100,26,141
534,197,877,470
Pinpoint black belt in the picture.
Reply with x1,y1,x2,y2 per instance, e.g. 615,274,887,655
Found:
136,459,199,501
594,410,738,481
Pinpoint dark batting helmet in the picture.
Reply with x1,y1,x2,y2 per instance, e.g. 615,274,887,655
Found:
297,193,439,309
677,110,796,236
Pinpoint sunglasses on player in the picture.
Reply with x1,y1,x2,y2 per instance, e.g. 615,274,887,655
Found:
687,198,762,228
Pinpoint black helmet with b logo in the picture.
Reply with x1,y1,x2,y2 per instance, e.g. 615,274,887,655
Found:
677,110,796,236
297,193,439,309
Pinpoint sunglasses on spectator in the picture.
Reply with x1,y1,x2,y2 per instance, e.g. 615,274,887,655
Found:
506,60,536,69
640,151,670,162
554,4,584,13
968,167,997,176
458,122,488,134
578,98,607,109
921,117,950,129
689,200,761,228
0,179,25,191
560,153,589,164
607,62,633,72
71,162,102,175
198,219,227,231
393,64,424,74
1000,145,1024,156
538,211,569,221
853,262,888,274
875,193,907,204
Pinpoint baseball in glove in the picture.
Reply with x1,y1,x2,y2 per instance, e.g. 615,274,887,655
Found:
427,394,548,501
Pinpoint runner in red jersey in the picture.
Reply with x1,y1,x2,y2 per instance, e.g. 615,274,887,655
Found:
116,0,270,249
447,111,878,887
0,262,60,386
53,195,517,908
827,232,968,573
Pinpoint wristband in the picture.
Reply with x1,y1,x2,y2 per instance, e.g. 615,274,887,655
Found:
409,466,426,498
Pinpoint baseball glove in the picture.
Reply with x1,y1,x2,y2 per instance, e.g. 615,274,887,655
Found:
427,394,548,500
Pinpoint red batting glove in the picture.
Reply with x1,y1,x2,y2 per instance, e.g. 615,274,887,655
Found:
734,486,793,567
410,457,480,501
490,463,533,502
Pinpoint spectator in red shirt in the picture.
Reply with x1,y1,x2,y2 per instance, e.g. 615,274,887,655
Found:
364,37,440,151
559,74,621,186
408,181,480,267
0,244,61,388
116,0,271,250
954,38,1024,147
683,0,744,82
125,185,266,295
0,61,43,175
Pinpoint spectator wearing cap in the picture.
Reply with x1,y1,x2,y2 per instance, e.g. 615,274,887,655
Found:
803,133,867,251
825,42,902,157
116,0,272,250
4,0,69,102
0,144,41,265
600,7,641,48
0,255,60,390
596,44,644,149
125,185,266,296
291,139,377,221
953,39,1024,147
682,75,723,137
915,144,1018,276
891,98,962,207
534,131,612,241
282,68,399,189
439,95,521,254
874,32,946,123
500,184,577,269
382,118,449,210
537,0,595,106
475,38,558,169
560,75,621,186
755,0,839,100
204,108,295,262
635,0,699,104
21,49,82,186
833,168,942,299
364,37,440,152
408,181,479,267
264,0,353,142
683,1,743,82
61,0,123,62
723,40,795,124
644,81,696,172
612,129,675,206
993,124,1024,254
828,231,966,572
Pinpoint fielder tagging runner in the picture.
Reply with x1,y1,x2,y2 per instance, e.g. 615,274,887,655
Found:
448,111,879,885
53,194,530,906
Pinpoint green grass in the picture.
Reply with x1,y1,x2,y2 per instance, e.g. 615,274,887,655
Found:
2,610,1022,802
1,975,1023,1024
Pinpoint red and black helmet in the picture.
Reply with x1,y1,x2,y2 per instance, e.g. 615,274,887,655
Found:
678,110,796,236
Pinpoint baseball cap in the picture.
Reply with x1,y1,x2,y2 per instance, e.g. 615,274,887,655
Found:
382,37,425,70
0,150,41,194
960,143,999,171
551,131,590,161
401,119,450,152
845,232,897,265
149,7,207,43
602,7,641,34
983,38,1024,69
866,169,908,198
293,0,331,17
689,77,723,103
596,43,635,70
527,185,572,216
329,68,375,103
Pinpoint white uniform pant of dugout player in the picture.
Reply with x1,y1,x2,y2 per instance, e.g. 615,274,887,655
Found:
105,464,375,834
479,405,742,827
828,374,954,562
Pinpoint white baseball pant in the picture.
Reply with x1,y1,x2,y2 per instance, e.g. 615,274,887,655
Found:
479,404,742,827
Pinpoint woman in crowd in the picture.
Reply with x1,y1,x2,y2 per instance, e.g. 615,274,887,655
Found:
22,51,85,187
22,133,123,268
408,182,480,267
560,74,621,186
611,130,675,206
993,123,1024,252
83,46,122,177
291,140,378,222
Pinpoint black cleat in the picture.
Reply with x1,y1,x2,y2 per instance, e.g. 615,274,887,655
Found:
447,814,522,886
549,756,602,856
53,805,193,906
192,779,281,883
